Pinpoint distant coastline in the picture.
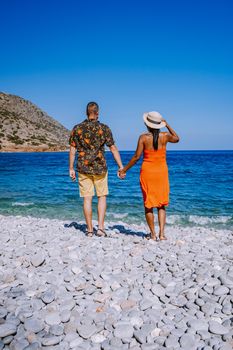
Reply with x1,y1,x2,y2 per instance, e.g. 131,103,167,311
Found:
0,147,69,153
1,149,233,153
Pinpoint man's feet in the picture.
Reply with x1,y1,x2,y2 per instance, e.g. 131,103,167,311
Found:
96,228,107,237
85,231,93,237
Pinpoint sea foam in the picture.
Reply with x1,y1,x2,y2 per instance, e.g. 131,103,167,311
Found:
166,214,232,226
12,202,34,206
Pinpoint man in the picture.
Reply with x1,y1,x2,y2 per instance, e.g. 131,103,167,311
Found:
69,102,123,237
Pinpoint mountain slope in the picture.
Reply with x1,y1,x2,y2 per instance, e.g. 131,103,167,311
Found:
0,92,70,152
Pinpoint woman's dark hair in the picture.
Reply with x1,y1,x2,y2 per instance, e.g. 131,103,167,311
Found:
147,127,160,150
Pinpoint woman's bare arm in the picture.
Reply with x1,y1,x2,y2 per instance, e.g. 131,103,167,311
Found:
163,120,180,143
121,135,144,173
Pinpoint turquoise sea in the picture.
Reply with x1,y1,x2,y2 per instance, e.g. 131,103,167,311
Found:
0,151,232,229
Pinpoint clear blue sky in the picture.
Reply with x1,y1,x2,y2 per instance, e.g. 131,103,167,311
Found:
1,0,233,150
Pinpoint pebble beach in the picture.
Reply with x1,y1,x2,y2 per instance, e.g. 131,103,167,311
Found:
0,215,232,350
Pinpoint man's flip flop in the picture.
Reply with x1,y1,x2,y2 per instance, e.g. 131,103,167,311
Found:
145,234,159,241
96,229,107,237
85,231,93,237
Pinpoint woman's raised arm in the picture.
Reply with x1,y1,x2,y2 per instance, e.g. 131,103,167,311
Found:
121,135,144,174
163,120,180,143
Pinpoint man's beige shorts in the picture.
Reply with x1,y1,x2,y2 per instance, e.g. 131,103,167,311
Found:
78,172,109,197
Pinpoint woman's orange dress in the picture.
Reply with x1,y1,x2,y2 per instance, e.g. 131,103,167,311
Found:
140,148,169,208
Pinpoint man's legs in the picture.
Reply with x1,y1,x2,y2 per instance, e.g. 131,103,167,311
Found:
97,195,107,230
78,173,94,234
83,196,93,232
94,172,108,235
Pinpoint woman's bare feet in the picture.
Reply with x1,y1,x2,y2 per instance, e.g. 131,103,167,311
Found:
145,233,159,241
159,232,167,240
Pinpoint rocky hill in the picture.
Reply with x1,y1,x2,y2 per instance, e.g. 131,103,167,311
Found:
0,92,70,152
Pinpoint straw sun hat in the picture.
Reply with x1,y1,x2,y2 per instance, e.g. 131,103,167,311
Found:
143,111,166,129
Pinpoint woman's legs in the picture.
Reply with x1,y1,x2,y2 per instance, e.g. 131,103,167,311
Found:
145,207,157,239
157,206,167,239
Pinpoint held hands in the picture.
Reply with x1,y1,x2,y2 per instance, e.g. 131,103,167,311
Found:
162,118,168,127
69,168,76,182
118,167,126,180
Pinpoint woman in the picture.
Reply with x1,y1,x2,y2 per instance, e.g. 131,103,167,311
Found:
119,111,179,240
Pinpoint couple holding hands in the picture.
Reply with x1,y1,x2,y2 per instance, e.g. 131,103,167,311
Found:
69,102,179,240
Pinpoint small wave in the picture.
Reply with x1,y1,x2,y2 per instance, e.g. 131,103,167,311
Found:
107,212,129,219
166,214,232,226
12,202,34,207
166,215,182,225
113,213,129,219
188,215,232,225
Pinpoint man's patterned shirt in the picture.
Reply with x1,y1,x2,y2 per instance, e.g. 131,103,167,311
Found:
69,119,114,175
